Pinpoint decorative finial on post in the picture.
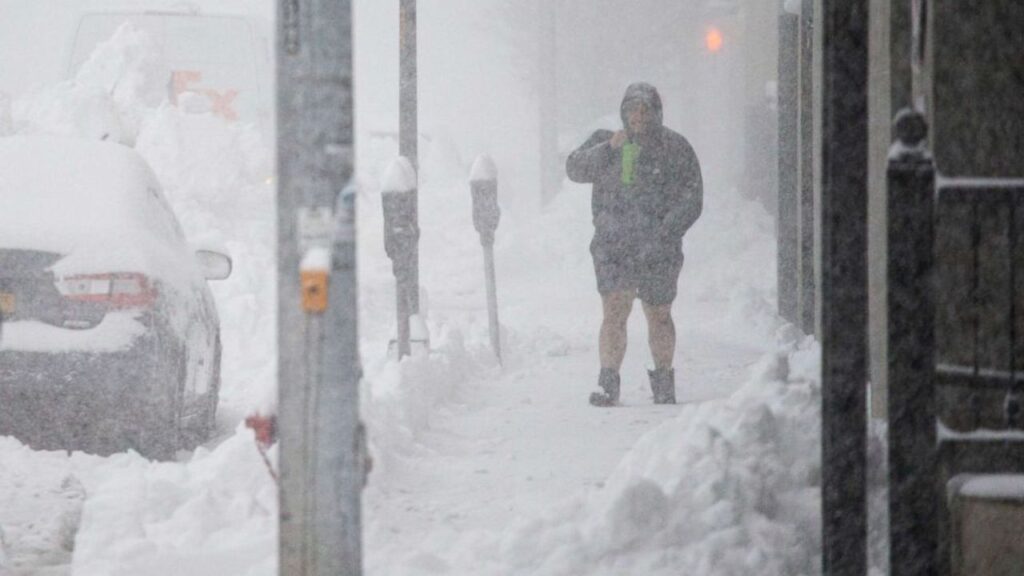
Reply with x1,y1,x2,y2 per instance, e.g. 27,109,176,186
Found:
890,108,930,161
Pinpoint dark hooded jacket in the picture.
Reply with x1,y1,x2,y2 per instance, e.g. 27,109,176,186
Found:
565,83,703,265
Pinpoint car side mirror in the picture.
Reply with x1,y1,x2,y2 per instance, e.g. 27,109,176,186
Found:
195,249,232,281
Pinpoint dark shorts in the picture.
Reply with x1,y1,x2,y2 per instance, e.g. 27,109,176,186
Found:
592,249,684,306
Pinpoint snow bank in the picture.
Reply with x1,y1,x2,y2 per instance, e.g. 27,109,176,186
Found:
12,22,162,144
0,438,92,572
362,320,496,483
70,429,277,576
384,338,822,576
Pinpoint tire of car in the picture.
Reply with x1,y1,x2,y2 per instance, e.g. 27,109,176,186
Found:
134,330,185,461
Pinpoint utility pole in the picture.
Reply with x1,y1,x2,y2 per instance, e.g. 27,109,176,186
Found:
399,0,420,314
278,0,364,574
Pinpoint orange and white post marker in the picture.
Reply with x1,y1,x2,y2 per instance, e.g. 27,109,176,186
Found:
300,247,331,314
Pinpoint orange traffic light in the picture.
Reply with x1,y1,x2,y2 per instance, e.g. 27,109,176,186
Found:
706,27,724,53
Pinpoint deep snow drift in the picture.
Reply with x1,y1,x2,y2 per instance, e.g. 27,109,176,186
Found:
0,14,857,576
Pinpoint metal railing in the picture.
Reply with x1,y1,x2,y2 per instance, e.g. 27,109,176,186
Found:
934,178,1024,431
887,109,1024,576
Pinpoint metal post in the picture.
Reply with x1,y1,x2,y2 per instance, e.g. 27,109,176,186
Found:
399,0,420,314
799,0,815,335
469,155,502,363
381,157,419,359
538,0,560,205
778,5,800,324
277,0,362,574
820,0,869,575
886,108,937,576
320,181,365,575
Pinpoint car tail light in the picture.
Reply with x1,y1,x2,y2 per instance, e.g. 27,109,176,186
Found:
55,273,157,309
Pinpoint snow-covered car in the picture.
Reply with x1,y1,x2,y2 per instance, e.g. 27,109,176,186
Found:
0,135,230,459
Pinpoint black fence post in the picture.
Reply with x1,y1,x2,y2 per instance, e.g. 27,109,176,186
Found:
886,108,938,576
820,0,869,574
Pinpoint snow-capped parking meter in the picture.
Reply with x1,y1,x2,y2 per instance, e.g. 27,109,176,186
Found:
469,155,502,363
470,155,500,247
382,157,419,358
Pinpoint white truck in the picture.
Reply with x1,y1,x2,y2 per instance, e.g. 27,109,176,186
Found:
66,2,273,135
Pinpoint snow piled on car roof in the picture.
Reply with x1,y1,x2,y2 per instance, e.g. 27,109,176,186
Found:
0,136,184,276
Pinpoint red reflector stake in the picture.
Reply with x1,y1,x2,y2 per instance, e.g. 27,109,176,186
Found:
245,413,278,448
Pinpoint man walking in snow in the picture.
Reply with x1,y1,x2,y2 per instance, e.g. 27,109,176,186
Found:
566,82,703,406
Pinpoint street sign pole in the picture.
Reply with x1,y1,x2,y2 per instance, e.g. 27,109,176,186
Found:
399,0,420,314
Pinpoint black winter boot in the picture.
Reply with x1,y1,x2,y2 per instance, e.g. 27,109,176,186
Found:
648,368,676,404
589,368,621,407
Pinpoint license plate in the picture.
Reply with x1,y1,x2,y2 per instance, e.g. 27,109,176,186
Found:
0,292,14,315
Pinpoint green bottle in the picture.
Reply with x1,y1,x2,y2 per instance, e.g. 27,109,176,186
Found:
621,142,639,186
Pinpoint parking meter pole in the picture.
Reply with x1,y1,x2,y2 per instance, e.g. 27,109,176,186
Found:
483,245,500,363
278,0,362,574
382,158,419,359
470,155,501,363
395,274,412,358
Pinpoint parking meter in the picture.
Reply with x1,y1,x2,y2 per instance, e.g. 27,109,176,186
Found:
382,157,419,358
381,158,419,277
470,155,500,247
469,155,502,363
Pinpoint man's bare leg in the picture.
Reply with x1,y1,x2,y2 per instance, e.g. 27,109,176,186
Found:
599,291,635,369
642,301,677,403
641,301,675,369
591,290,634,406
